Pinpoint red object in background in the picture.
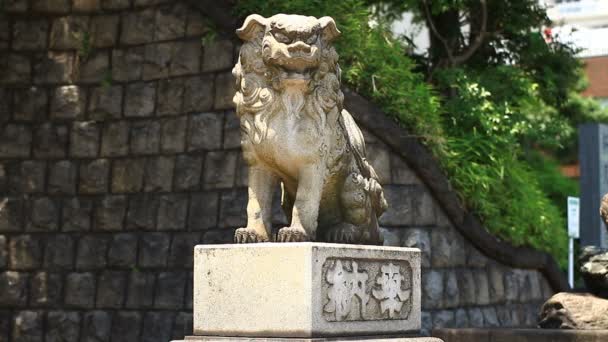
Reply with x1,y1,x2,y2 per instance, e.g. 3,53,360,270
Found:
544,27,553,43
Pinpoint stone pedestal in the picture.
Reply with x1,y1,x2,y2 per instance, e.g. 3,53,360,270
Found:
192,243,422,339
178,336,442,341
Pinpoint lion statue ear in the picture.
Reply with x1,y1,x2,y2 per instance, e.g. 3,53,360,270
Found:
236,14,268,41
319,17,341,43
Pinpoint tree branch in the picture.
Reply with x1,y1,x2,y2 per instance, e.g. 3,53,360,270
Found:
453,0,488,65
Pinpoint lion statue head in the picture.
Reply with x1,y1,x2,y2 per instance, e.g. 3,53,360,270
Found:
233,14,344,143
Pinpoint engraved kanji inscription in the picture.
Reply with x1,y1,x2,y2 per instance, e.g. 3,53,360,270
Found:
322,258,412,322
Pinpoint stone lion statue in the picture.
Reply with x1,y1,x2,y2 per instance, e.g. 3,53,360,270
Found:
232,14,387,244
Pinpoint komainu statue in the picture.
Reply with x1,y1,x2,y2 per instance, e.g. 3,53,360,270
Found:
232,14,387,244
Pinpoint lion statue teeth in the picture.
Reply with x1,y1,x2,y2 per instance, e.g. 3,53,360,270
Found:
232,13,388,244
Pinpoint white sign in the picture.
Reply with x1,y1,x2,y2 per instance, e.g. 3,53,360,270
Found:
568,197,580,238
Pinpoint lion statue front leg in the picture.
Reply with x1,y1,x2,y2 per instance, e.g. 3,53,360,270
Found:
234,167,278,243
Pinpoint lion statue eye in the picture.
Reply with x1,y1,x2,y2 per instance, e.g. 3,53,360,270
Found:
274,32,291,44
306,35,318,45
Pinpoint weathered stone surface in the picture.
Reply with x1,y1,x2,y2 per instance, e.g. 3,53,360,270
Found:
173,312,194,340
112,158,145,193
203,151,237,189
94,195,127,231
73,0,100,11
0,236,6,269
33,123,68,158
62,197,93,231
539,292,608,329
13,19,48,50
158,194,188,230
183,75,214,112
0,53,31,84
65,272,96,308
218,189,247,228
0,197,24,232
43,235,74,269
430,226,466,268
504,270,520,303
8,161,46,193
158,78,184,116
91,15,119,48
169,233,200,267
223,111,241,149
96,270,126,308
390,154,421,185
203,40,234,72
380,186,413,226
155,4,187,40
473,270,490,306
121,9,155,45
189,192,219,230
76,235,109,269
488,266,506,304
9,235,42,269
443,270,460,308
81,311,111,342
111,311,142,342
0,271,28,306
130,120,160,155
79,50,110,83
401,228,431,268
70,121,100,158
188,112,224,151
0,123,31,158
30,272,62,306
13,87,48,121
88,85,122,120
143,312,173,342
467,307,484,328
155,271,186,309
432,310,455,329
143,42,173,79
422,269,444,310
48,160,77,195
108,233,138,268
46,311,81,342
79,159,109,194
112,47,145,81
12,311,43,342
50,16,89,50
456,270,476,306
102,0,130,10
125,82,156,117
101,121,129,157
126,271,155,308
466,244,489,268
194,243,421,337
174,155,202,191
33,52,75,84
144,157,174,192
580,246,608,298
126,194,159,230
32,0,70,13
366,144,391,185
4,0,28,12
161,117,187,152
214,71,235,110
139,233,169,267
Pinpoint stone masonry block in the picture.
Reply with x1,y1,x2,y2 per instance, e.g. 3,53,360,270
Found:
121,9,155,45
94,195,126,231
0,271,29,306
112,47,145,82
466,242,490,268
65,272,96,308
170,41,201,76
76,235,108,269
412,189,436,226
390,154,421,185
366,144,390,184
161,117,187,152
488,266,506,304
443,270,459,309
126,271,155,308
90,15,118,48
168,232,200,268
101,121,129,157
379,185,414,226
70,121,100,158
33,123,68,158
12,311,43,342
154,4,187,40
43,235,74,269
401,228,431,268
139,233,169,268
457,270,476,306
8,161,46,194
142,312,173,342
96,270,127,308
0,236,6,268
188,112,223,151
0,197,24,232
422,269,443,310
26,197,59,231
79,159,109,194
188,192,219,230
0,53,31,84
214,71,236,110
88,85,122,120
218,189,247,228
203,151,237,189
432,310,455,329
157,78,184,116
30,272,62,306
108,233,137,268
203,40,234,72
125,82,156,117
50,16,90,50
46,311,81,342
194,243,421,337
173,312,194,340
174,155,202,191
4,0,28,12
0,123,31,158
130,120,160,155
155,271,186,309
183,75,214,112
223,110,241,149
81,311,111,342
111,311,142,342
33,52,75,84
48,160,77,195
126,194,159,230
32,0,70,13
9,235,42,270
72,0,101,12
13,19,48,50
102,0,130,9
62,197,93,231
157,194,188,231
143,42,173,80
112,159,145,193
13,87,48,122
473,270,490,306
430,226,465,268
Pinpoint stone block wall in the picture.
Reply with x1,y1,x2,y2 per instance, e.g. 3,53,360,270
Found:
0,1,555,341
